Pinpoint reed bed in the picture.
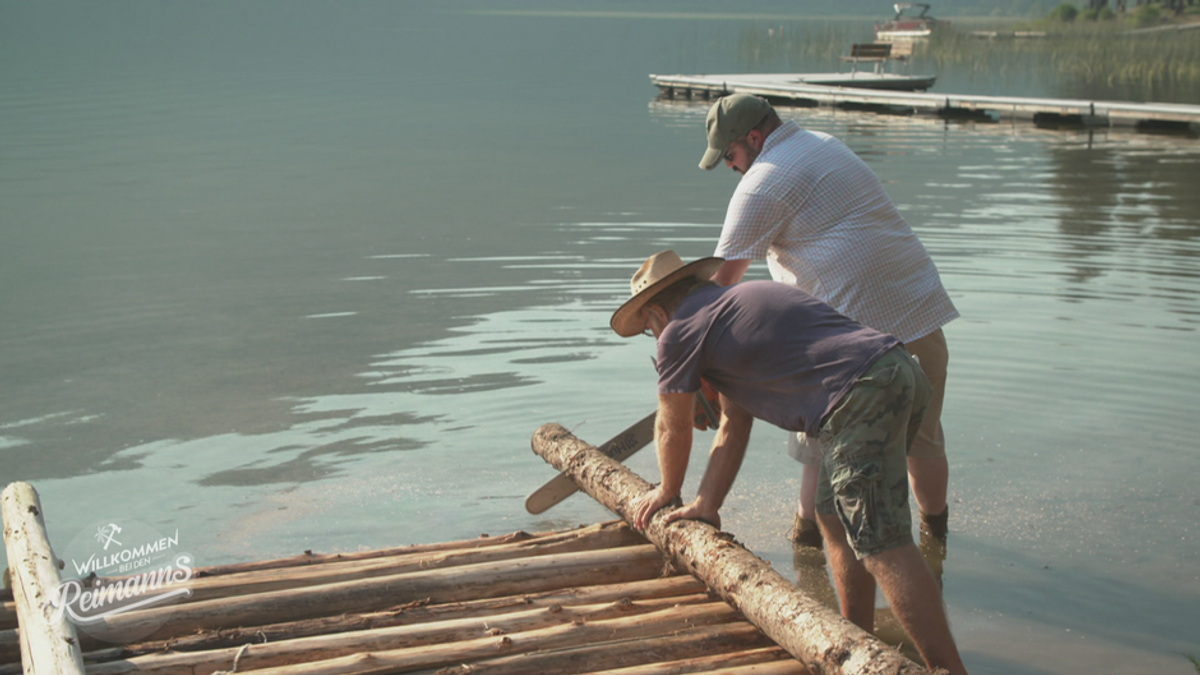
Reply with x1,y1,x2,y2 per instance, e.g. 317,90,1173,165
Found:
926,22,1200,101
731,18,1199,103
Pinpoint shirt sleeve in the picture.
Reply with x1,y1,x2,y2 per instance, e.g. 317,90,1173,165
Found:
655,336,702,395
714,187,791,261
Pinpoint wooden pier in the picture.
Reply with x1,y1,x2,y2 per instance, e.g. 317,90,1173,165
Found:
650,73,1200,132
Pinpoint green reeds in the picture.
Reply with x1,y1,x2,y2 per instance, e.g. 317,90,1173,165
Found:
925,23,1200,101
729,17,1197,103
736,21,871,70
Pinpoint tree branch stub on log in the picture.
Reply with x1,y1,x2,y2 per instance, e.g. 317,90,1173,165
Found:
530,423,937,675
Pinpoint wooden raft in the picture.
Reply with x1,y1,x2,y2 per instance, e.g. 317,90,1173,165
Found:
1,481,806,675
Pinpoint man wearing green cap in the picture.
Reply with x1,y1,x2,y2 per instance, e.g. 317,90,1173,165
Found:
699,93,959,550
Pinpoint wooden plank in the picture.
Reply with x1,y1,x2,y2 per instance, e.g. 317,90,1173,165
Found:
0,482,86,675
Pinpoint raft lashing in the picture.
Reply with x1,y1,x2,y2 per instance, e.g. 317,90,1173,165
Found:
1,482,807,675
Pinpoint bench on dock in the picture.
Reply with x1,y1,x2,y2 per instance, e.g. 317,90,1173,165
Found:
839,42,910,74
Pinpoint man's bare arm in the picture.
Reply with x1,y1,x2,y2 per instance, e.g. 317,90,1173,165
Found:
712,259,753,286
683,396,753,527
654,392,696,497
632,392,696,529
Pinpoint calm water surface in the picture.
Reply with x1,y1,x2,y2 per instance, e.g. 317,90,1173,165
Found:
2,2,1198,673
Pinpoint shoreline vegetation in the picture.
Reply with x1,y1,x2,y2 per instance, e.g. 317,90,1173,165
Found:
925,15,1200,101
936,3,1200,97
736,4,1199,103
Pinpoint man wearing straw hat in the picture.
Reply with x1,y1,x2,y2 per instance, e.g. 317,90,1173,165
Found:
614,250,967,675
698,93,958,550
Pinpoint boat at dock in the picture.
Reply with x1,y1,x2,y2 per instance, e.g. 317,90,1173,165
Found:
875,3,945,41
653,72,937,95
788,72,936,91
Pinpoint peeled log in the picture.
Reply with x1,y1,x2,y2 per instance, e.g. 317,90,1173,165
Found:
531,423,938,675
1,482,87,675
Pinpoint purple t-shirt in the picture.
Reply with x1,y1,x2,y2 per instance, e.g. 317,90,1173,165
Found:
656,280,899,437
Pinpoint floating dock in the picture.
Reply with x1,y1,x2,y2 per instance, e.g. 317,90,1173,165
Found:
756,72,936,91
650,73,1200,132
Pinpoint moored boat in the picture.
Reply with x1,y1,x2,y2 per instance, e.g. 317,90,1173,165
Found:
875,3,945,41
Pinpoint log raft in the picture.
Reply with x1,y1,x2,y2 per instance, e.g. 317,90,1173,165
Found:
1,480,808,675
2,417,934,675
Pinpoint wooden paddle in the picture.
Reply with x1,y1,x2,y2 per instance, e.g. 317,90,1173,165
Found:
524,411,657,514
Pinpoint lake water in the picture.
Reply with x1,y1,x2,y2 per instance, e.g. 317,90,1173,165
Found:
2,2,1198,673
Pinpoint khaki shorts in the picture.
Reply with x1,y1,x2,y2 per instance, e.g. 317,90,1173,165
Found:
789,328,948,465
814,347,932,559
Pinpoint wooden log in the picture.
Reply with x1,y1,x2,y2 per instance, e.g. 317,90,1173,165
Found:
193,529,537,578
0,628,19,667
590,651,808,675
0,482,86,675
199,605,762,675
531,423,935,675
170,520,646,604
11,526,628,629
580,648,806,672
86,599,738,675
191,520,634,580
7,577,711,675
87,544,668,643
4,523,650,664
93,574,706,660
388,624,777,675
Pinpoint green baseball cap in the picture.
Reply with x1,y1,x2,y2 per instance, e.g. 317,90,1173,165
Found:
699,94,771,171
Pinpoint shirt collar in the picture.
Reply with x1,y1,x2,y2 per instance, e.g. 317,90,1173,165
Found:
758,120,801,159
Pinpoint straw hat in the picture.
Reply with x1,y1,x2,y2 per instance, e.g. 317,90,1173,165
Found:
610,251,724,337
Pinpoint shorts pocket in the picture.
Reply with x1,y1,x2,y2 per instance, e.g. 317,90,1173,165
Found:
856,359,900,389
828,458,886,548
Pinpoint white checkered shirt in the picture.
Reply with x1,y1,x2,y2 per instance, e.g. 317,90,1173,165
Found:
714,121,958,342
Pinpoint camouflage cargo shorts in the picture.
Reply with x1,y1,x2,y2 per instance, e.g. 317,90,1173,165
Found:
815,346,932,559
